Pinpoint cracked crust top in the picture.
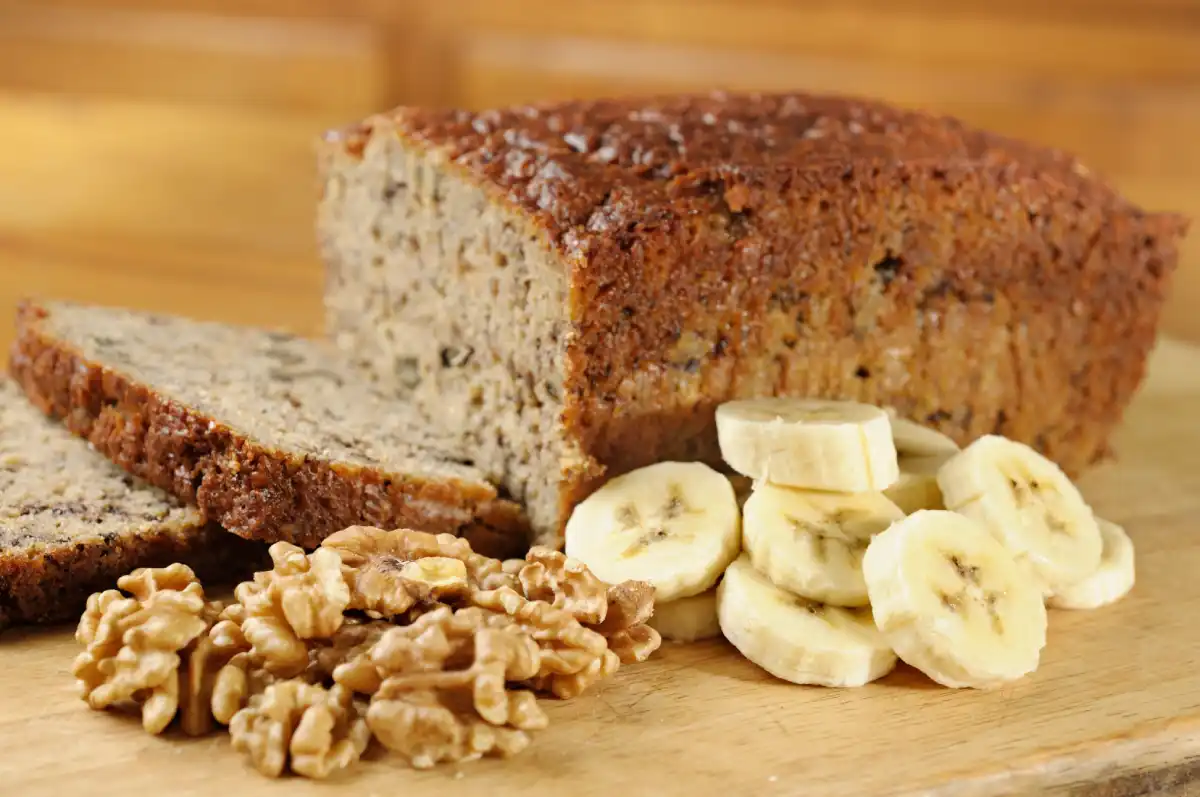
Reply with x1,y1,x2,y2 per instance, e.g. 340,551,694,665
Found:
321,89,1174,246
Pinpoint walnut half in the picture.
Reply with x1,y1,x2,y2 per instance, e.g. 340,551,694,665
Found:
230,543,351,677
361,606,549,769
72,565,223,735
518,547,610,625
229,681,370,780
515,548,661,662
319,526,514,620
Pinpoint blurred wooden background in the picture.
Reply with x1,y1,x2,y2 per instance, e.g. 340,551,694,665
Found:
0,0,1197,356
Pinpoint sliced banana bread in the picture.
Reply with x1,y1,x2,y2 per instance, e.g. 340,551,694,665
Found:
317,90,1189,547
0,378,263,630
8,300,528,557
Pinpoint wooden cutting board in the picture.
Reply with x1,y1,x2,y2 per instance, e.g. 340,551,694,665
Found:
3,340,1200,797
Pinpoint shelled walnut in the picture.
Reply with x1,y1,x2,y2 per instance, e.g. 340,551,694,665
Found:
469,586,629,700
320,526,516,619
229,543,351,677
73,564,227,735
518,546,610,624
592,580,657,636
229,680,370,779
515,548,661,660
362,608,548,769
70,525,661,781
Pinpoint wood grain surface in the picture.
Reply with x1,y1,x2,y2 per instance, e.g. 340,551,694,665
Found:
2,339,1199,797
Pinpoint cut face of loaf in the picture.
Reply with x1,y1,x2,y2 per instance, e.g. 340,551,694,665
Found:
0,378,263,629
8,301,528,558
317,90,1190,547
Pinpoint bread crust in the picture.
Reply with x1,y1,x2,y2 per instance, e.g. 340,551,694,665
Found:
8,302,528,559
0,521,263,631
319,91,1189,543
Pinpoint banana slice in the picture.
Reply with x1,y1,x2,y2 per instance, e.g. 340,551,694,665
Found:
564,461,740,602
884,409,962,458
1047,519,1135,610
715,398,899,492
648,589,722,642
717,554,897,687
742,483,905,606
883,456,949,515
937,435,1103,596
863,510,1047,689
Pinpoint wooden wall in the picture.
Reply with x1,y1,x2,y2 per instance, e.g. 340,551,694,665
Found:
1,0,1197,353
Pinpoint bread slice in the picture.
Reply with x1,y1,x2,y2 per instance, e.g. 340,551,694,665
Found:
317,90,1189,546
0,378,263,630
8,300,528,558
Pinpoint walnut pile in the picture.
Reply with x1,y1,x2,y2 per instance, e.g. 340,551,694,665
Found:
71,527,661,780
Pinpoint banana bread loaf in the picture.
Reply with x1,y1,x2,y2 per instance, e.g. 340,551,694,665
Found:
8,300,528,557
0,378,263,630
317,91,1188,548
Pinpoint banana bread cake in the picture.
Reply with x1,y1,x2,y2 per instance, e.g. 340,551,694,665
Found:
8,300,528,557
0,378,262,630
318,90,1188,547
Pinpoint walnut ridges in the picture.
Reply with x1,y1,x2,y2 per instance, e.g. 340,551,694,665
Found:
318,90,1189,548
71,528,660,779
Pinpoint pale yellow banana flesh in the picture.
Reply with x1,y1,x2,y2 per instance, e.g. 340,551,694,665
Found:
1047,519,1135,610
936,435,1103,597
742,483,904,606
884,455,949,515
863,510,1048,689
717,554,898,687
716,398,900,492
884,410,962,458
575,390,1120,691
564,461,741,603
648,588,722,642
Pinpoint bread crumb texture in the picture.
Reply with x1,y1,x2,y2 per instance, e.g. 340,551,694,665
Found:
0,379,262,629
1,379,198,550
8,300,529,554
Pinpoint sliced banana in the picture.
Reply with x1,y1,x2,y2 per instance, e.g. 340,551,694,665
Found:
863,510,1047,689
715,398,899,492
648,589,722,642
717,555,897,687
564,461,740,602
742,483,905,606
937,435,1103,596
1047,519,1135,610
884,455,949,515
884,409,962,458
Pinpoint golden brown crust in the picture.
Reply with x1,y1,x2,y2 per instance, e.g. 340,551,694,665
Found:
554,160,1185,513
8,302,528,559
0,521,263,631
324,90,1190,540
